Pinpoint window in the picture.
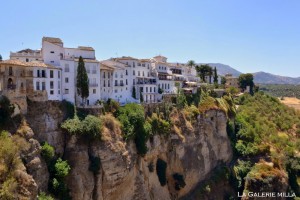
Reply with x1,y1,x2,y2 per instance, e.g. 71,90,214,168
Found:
103,72,106,78
58,90,60,94
108,72,110,78
37,70,40,77
65,89,69,94
51,61,54,63
86,66,90,74
50,51,54,54
126,79,128,85
133,79,135,85
115,80,118,86
50,81,54,89
154,87,156,92
50,90,54,95
65,77,69,83
150,87,152,92
104,80,106,87
121,73,123,78
9,67,13,76
26,58,29,62
42,82,46,90
142,71,144,77
147,72,149,77
115,89,118,93
36,82,40,90
115,72,118,78
133,70,135,75
138,71,140,76
42,70,46,78
92,65,96,74
50,70,54,78
58,81,60,89
126,70,128,75
146,87,148,92
58,71,60,78
108,80,110,87
133,62,135,67
120,80,124,86
65,64,70,72
93,89,96,94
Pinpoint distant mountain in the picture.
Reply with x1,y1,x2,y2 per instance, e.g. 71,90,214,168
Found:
253,72,300,84
204,63,242,77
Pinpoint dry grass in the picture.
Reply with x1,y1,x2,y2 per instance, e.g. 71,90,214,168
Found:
100,114,126,153
280,97,300,110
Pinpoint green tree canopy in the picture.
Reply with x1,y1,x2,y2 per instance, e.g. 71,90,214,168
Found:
187,60,195,67
213,67,218,84
195,64,213,83
238,73,254,93
76,56,89,104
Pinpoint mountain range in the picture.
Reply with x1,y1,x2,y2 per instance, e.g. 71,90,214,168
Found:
205,63,300,85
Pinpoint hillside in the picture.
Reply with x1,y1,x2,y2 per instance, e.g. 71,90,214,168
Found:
253,71,300,84
205,63,242,77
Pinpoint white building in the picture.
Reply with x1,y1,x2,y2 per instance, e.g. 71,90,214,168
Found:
10,37,101,106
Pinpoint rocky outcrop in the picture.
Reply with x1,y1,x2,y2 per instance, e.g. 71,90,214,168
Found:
24,100,232,199
26,100,66,155
64,110,232,200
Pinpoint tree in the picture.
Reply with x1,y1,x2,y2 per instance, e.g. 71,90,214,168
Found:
76,56,89,105
238,73,254,94
0,54,2,61
221,76,226,85
213,67,218,84
132,86,136,99
187,60,195,67
195,64,212,83
208,67,213,84
140,91,144,103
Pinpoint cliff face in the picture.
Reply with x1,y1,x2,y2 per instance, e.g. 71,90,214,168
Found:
25,102,232,199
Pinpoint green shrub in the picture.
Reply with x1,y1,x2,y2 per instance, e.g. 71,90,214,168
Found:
156,159,167,186
147,113,170,136
38,192,54,200
41,142,55,164
54,158,71,179
0,96,14,127
61,115,102,140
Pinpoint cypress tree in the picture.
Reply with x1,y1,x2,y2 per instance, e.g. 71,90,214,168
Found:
76,56,89,105
0,54,2,61
213,67,218,84
132,86,136,99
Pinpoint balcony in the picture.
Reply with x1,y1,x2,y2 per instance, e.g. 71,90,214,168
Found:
89,83,98,87
7,84,16,90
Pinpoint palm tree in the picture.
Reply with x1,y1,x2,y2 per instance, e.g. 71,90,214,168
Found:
187,60,195,67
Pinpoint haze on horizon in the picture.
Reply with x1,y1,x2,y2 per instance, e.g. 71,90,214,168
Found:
1,0,300,77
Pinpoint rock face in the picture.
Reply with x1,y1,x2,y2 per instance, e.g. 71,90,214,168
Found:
64,110,232,200
25,100,232,199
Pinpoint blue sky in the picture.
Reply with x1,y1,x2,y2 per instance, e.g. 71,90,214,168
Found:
1,0,300,77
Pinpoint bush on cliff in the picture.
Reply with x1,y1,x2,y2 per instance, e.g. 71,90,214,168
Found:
61,114,102,140
41,142,55,165
147,113,170,136
0,96,14,128
116,103,149,156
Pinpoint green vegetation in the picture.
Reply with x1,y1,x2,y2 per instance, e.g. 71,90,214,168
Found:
156,159,167,186
259,84,300,98
76,56,89,104
41,142,55,164
42,144,71,200
213,67,218,84
116,103,149,156
238,73,254,93
61,114,102,140
232,92,300,195
196,64,213,83
0,96,14,128
147,113,171,136
0,130,30,199
38,192,54,200
132,86,136,99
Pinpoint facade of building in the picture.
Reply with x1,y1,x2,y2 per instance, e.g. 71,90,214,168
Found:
225,74,239,89
3,37,207,107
